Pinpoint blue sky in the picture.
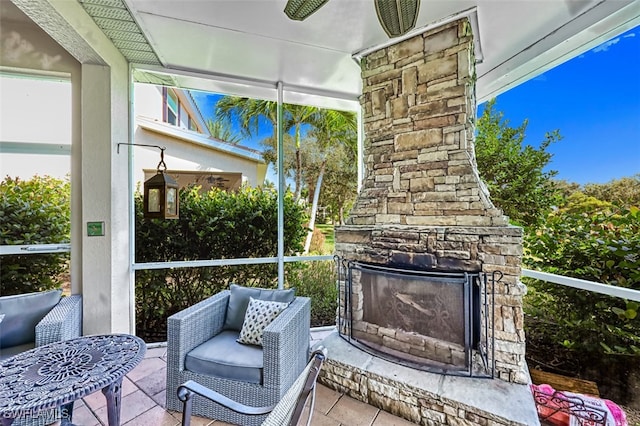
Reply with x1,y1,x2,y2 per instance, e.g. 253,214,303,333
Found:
479,26,639,184
194,25,639,186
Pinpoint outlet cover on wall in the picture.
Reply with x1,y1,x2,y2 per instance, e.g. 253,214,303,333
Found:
87,221,105,236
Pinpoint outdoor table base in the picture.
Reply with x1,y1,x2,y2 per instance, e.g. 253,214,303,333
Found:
56,380,122,426
0,334,146,426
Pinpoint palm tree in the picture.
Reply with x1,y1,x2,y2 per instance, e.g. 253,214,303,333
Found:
259,134,297,183
284,105,320,201
205,119,242,144
216,97,320,203
214,96,359,253
302,109,357,253
215,96,278,139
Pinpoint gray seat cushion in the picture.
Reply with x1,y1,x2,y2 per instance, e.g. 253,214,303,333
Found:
185,330,264,384
0,342,35,361
0,289,62,348
224,284,295,331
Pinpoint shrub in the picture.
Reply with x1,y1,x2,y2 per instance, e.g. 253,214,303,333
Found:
524,205,640,356
286,260,337,327
0,176,70,295
134,185,308,341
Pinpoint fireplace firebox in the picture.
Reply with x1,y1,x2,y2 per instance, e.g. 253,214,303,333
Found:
337,257,501,377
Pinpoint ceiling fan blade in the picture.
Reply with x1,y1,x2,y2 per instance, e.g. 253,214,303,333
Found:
284,0,329,21
375,0,420,38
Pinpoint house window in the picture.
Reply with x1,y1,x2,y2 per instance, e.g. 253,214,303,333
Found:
179,103,189,129
0,73,72,296
166,90,178,125
189,116,198,131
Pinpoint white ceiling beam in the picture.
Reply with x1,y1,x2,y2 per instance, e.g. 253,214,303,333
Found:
477,0,639,103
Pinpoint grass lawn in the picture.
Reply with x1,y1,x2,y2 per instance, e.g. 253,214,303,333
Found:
316,223,335,252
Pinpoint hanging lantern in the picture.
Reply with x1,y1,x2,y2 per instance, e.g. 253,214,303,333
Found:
143,147,179,219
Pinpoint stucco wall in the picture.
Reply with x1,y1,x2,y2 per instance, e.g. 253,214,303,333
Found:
133,127,266,187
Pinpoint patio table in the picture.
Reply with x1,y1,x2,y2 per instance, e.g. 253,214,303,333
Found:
0,334,146,426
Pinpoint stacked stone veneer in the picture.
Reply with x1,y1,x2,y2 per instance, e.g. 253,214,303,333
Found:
318,333,538,426
333,18,528,386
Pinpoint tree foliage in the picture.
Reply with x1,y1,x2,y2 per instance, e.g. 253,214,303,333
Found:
316,141,358,224
557,192,613,215
476,99,561,227
582,175,640,207
215,97,278,139
553,179,581,200
214,97,322,201
260,134,298,186
206,119,242,144
0,176,70,295
475,103,640,385
524,205,640,356
300,109,357,250
213,96,358,215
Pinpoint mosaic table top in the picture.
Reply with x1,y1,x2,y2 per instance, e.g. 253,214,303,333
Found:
0,334,146,419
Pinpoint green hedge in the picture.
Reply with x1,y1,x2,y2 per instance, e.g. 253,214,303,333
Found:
134,186,309,341
0,176,70,295
0,176,341,339
524,206,640,356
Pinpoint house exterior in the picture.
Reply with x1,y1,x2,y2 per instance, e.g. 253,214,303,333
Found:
134,84,267,190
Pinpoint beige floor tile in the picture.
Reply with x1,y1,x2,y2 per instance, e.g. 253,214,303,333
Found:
327,395,379,426
372,410,418,425
127,357,167,382
166,409,217,425
113,340,419,426
145,346,168,358
94,389,157,425
82,377,138,411
69,402,101,426
136,365,167,396
122,376,140,396
309,411,342,426
314,384,342,415
82,388,108,411
153,389,168,406
123,405,180,426
184,414,216,425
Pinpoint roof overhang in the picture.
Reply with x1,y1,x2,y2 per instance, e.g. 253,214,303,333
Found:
137,116,265,163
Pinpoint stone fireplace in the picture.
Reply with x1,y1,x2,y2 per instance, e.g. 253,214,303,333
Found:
318,17,539,426
337,260,493,376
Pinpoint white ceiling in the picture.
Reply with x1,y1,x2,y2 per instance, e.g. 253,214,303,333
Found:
122,0,639,107
8,0,640,109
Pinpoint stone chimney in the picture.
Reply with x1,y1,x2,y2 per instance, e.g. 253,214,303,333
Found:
335,18,528,384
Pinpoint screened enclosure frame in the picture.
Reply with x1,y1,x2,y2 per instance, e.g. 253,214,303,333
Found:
128,65,363,290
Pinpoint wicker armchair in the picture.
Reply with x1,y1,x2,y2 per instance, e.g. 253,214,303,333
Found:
166,289,311,426
0,291,83,360
177,348,326,426
35,295,83,347
0,291,82,426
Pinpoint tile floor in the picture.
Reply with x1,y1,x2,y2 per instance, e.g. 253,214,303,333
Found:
55,329,416,426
